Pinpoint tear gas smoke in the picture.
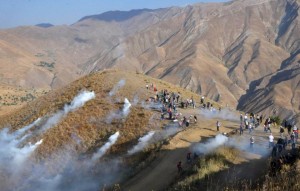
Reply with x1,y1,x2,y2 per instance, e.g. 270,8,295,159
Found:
92,132,120,161
64,91,96,113
128,131,155,155
132,94,139,105
192,134,229,154
39,91,95,133
0,127,123,191
109,79,126,96
15,118,41,136
0,127,43,176
141,101,163,111
228,135,270,157
105,98,132,123
123,98,131,116
0,91,130,191
199,108,239,121
152,122,181,142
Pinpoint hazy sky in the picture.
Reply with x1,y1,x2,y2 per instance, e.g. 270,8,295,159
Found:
0,0,228,29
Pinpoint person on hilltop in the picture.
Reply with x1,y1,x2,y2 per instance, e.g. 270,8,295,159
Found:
201,96,205,104
250,136,255,149
216,120,221,131
176,92,180,103
177,161,182,173
279,126,284,138
293,125,298,141
259,114,263,124
269,133,274,148
248,123,253,134
240,114,243,123
239,123,244,135
287,124,292,134
194,115,197,123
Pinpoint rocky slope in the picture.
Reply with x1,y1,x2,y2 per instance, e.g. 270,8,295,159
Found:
0,0,299,124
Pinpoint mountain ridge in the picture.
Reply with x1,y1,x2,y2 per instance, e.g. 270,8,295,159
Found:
0,0,299,124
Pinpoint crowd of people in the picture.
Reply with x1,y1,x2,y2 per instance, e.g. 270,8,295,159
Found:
238,112,298,157
144,83,298,174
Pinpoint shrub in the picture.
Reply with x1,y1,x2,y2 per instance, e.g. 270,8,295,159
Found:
271,116,281,126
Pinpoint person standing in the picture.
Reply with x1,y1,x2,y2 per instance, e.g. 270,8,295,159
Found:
201,96,205,104
249,123,253,134
279,126,284,138
177,161,182,173
239,123,244,135
269,133,274,148
250,136,255,149
216,121,221,131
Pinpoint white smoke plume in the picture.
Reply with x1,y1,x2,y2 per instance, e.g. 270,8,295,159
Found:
109,79,126,96
132,94,139,105
192,134,229,155
199,108,239,122
39,91,95,133
0,128,123,191
92,132,120,161
148,122,181,144
128,131,155,155
227,135,270,157
15,118,41,136
106,98,132,123
0,127,43,179
123,98,131,116
141,101,163,111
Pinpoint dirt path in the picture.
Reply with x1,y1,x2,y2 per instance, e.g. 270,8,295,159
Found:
123,112,239,191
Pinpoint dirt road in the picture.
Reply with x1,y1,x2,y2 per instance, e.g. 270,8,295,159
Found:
123,114,239,191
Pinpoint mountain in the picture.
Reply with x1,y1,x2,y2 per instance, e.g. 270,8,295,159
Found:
0,0,299,124
35,23,54,28
0,70,211,190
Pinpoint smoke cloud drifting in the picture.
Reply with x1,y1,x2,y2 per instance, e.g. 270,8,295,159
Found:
228,135,270,157
109,79,126,96
39,91,95,133
0,125,43,190
199,108,239,122
192,134,229,154
106,98,132,123
128,131,155,155
92,132,120,161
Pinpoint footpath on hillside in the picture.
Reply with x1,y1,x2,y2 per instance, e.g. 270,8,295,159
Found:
123,106,274,191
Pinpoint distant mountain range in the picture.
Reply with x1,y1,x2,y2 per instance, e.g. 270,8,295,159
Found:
0,0,299,124
35,23,54,28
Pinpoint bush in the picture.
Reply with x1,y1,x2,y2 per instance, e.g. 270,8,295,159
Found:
270,116,281,126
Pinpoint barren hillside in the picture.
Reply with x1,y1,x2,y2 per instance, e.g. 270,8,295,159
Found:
0,70,220,191
0,0,299,124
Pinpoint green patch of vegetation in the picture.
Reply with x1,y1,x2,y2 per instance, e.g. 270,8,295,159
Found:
271,116,282,126
35,53,44,57
37,61,55,71
20,93,36,102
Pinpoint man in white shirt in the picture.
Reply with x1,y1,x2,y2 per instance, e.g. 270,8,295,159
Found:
269,133,274,148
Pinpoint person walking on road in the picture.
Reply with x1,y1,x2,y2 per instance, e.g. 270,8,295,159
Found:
250,136,255,150
216,121,221,131
177,161,182,173
269,133,274,148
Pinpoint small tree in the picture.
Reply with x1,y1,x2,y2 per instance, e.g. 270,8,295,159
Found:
271,116,281,126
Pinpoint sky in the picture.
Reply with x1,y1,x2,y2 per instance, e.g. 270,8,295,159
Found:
0,0,228,29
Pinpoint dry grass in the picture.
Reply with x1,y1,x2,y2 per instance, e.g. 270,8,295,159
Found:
0,84,48,116
171,146,300,191
172,146,240,191
0,69,211,161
